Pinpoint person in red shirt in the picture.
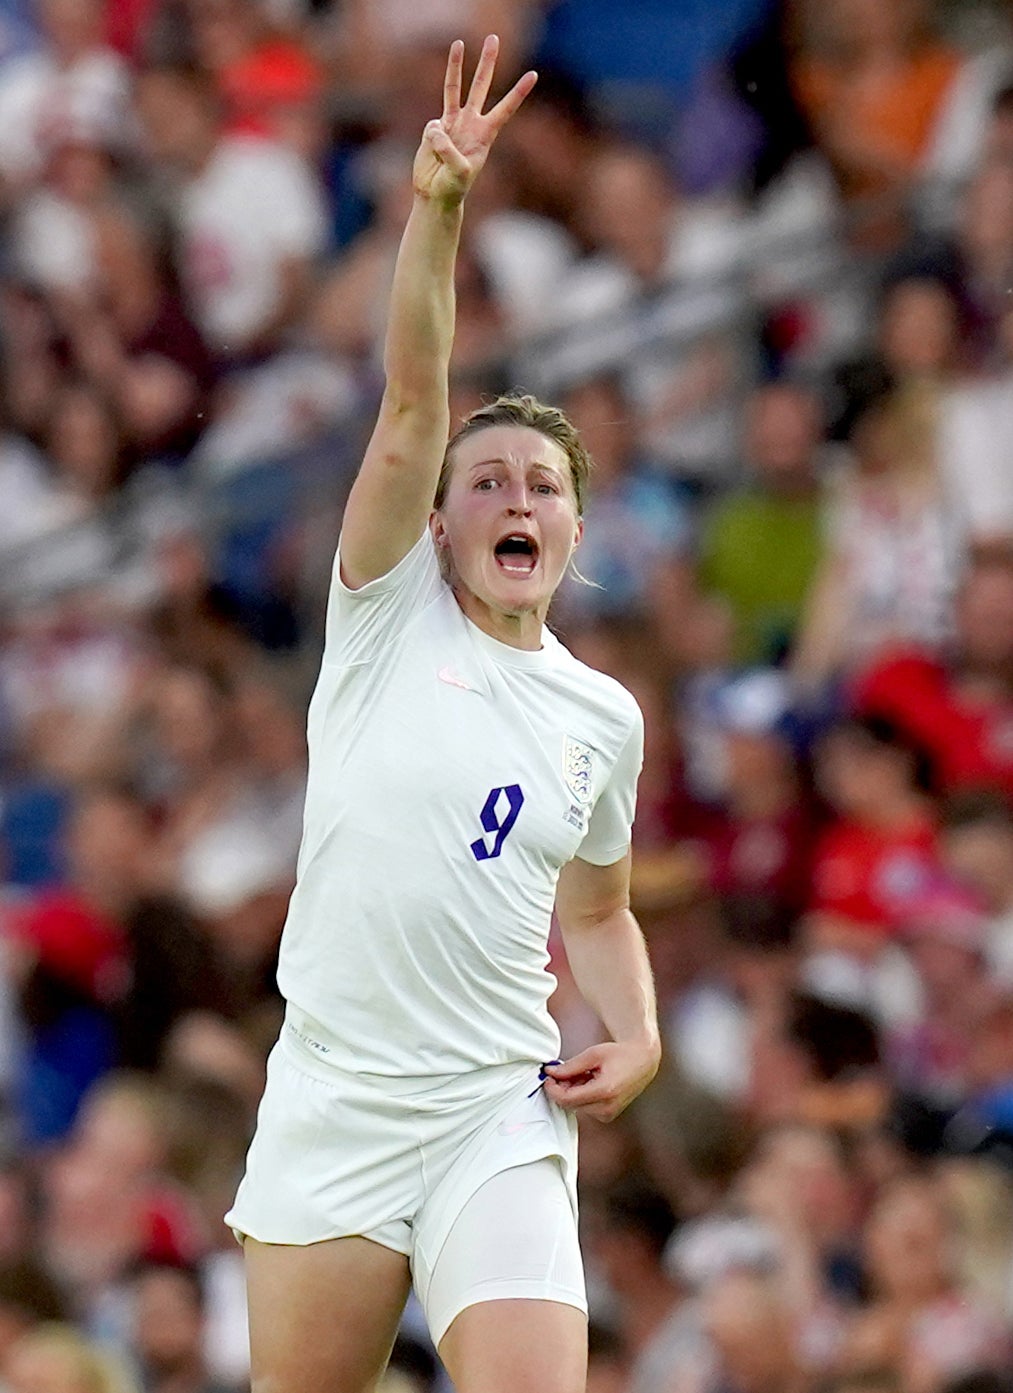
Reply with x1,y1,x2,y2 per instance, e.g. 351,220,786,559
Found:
852,550,1013,800
807,714,941,962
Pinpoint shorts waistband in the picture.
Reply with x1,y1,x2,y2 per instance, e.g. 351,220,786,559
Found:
280,1004,539,1101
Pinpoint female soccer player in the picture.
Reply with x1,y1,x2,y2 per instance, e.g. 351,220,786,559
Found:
226,35,660,1393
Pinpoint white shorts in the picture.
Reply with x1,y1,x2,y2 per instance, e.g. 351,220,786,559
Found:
225,1008,585,1345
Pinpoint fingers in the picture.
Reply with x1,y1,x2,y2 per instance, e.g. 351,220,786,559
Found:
544,1046,606,1080
486,68,538,131
443,38,463,118
465,32,499,113
423,120,469,178
543,1074,624,1123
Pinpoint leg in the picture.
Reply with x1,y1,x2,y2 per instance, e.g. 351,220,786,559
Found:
439,1298,587,1393
426,1159,588,1393
245,1235,411,1393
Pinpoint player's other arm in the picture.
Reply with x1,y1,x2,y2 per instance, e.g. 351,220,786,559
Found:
547,852,661,1122
339,37,536,590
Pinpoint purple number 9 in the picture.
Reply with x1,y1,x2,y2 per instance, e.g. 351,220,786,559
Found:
470,785,524,861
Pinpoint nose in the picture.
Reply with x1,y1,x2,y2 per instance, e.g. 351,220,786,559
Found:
505,483,533,516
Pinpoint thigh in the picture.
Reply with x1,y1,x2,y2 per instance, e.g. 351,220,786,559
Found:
245,1236,411,1393
428,1159,587,1393
440,1300,587,1393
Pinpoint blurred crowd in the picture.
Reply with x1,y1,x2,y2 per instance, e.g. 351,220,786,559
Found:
1,1,1013,1392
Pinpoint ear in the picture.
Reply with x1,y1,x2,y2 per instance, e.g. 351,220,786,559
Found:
430,510,449,549
573,518,584,549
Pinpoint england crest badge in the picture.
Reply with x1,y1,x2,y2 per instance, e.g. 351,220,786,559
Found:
563,735,595,808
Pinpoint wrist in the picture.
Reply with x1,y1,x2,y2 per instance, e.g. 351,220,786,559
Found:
619,1032,662,1065
413,187,466,218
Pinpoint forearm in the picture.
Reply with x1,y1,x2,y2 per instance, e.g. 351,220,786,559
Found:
382,191,463,409
559,906,660,1054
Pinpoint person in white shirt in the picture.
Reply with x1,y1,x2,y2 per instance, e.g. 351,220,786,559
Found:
136,65,327,360
224,36,660,1393
0,0,129,187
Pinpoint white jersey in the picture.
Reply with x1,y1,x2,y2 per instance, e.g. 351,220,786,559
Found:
276,530,643,1077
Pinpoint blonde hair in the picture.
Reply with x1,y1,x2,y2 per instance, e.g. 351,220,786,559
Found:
7,1324,139,1393
435,393,592,515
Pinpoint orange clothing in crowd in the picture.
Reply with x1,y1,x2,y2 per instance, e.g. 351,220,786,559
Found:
794,44,962,196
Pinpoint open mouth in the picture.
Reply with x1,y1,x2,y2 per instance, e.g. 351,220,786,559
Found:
494,533,539,575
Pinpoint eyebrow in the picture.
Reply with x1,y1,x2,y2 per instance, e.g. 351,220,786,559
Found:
466,457,568,476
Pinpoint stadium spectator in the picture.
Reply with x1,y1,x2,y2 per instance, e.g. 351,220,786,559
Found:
791,0,968,245
698,380,829,664
584,1178,711,1393
0,0,131,192
940,790,1013,985
495,68,602,248
51,214,217,464
947,160,1013,369
830,273,964,443
691,671,815,917
2,1322,138,1393
127,1259,239,1393
852,550,1013,800
4,787,148,1142
737,1121,863,1307
34,1072,205,1336
135,62,327,363
553,372,691,626
888,885,997,1107
805,715,940,982
672,1268,809,1393
939,293,1013,546
838,1175,1011,1391
0,1259,68,1367
544,140,747,482
793,385,963,690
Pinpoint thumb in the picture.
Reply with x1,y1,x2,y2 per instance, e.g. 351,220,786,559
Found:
545,1047,604,1080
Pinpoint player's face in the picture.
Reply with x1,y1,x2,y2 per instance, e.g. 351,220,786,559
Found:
432,425,583,631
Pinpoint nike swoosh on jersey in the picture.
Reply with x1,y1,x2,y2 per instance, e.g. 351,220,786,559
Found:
497,1118,550,1136
437,666,477,692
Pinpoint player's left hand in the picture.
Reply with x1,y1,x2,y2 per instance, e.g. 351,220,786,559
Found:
542,1040,660,1123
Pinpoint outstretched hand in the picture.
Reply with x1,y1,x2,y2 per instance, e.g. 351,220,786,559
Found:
542,1040,660,1124
413,35,536,209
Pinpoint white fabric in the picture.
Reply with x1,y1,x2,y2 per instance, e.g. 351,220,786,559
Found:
12,189,96,291
179,134,327,346
226,1012,579,1306
826,477,965,659
0,435,75,553
921,45,1013,229
939,375,1013,543
0,47,129,179
276,529,643,1076
423,1156,586,1349
473,210,579,335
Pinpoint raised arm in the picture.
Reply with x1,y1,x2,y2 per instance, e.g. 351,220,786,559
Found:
339,36,536,590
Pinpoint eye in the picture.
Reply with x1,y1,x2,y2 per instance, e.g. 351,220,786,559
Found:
534,482,559,495
475,478,497,491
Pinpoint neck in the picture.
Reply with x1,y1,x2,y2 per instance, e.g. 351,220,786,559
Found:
452,583,546,650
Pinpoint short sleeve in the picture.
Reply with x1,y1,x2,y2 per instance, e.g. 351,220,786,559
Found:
576,704,644,866
323,529,445,666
